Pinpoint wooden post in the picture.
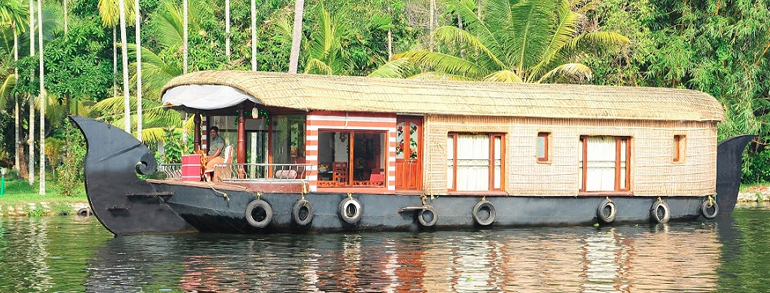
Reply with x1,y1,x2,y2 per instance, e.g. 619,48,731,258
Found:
193,111,201,151
238,105,246,164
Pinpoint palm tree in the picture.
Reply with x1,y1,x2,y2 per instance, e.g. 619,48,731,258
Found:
91,95,184,147
183,0,187,74
302,2,349,75
37,0,44,194
27,0,34,185
225,0,230,61
97,0,135,133
134,0,142,141
0,0,27,172
0,0,27,28
62,0,67,33
118,0,130,132
287,0,304,74
250,0,256,71
392,0,629,83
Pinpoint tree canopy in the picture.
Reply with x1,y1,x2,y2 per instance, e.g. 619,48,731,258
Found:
0,0,768,182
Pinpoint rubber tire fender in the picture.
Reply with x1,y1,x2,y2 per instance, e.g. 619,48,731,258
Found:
292,199,314,226
700,200,719,219
418,206,438,227
338,197,362,224
77,207,92,217
650,200,670,224
245,199,273,228
596,199,617,224
472,201,496,226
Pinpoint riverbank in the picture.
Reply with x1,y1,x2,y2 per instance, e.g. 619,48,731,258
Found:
0,202,91,217
738,184,770,203
0,178,89,217
2,178,770,216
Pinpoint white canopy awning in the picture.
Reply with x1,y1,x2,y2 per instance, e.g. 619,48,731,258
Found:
162,84,261,110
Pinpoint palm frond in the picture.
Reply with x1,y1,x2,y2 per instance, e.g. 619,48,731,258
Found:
141,127,172,146
127,44,182,100
303,2,349,75
98,0,136,28
304,58,333,75
0,0,27,34
566,31,630,51
444,0,504,56
527,0,577,82
536,63,592,83
484,70,524,83
432,26,507,69
509,0,555,71
152,0,184,49
0,73,16,108
395,51,486,78
368,58,411,78
407,72,475,81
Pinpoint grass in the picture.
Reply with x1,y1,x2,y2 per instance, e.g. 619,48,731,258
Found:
0,177,87,205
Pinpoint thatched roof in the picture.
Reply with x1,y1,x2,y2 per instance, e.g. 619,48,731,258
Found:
161,70,725,122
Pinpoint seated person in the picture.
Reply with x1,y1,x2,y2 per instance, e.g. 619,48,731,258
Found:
205,126,226,181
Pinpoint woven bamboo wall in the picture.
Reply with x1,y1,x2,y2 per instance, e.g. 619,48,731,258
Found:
423,115,718,197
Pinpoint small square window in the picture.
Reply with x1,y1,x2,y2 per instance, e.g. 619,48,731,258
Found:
537,132,550,162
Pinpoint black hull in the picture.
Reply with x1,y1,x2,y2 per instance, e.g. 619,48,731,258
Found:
70,115,754,235
153,179,706,233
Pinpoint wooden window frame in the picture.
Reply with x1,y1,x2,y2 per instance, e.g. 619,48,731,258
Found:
673,135,685,163
579,136,631,193
447,133,506,192
537,132,550,162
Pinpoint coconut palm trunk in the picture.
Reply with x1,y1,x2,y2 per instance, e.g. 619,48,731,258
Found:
135,0,142,141
63,0,67,33
28,0,34,186
429,0,435,52
119,0,130,132
113,27,116,97
251,0,256,71
226,0,230,61
14,22,20,171
288,0,304,73
182,0,187,74
38,0,45,195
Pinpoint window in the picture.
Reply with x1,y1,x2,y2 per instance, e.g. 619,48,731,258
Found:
579,136,630,192
447,133,504,191
537,132,550,162
673,135,685,162
317,130,386,187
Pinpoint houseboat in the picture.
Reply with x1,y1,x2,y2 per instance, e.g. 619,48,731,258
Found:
71,70,753,235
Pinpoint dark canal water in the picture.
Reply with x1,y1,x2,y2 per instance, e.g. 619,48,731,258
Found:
2,204,770,292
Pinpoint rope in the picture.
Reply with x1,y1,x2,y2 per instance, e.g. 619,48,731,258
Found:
206,182,230,201
708,195,715,207
421,194,427,206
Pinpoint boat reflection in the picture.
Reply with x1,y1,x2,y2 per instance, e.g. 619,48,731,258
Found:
85,224,724,292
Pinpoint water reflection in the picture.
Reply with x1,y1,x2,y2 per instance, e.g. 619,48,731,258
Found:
5,208,770,292
78,224,725,292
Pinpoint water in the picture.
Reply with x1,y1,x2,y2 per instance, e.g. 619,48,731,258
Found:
1,204,770,292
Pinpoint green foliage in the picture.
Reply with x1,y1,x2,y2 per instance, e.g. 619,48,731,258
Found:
162,127,183,164
27,203,45,217
43,17,112,105
55,119,85,197
387,0,629,82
